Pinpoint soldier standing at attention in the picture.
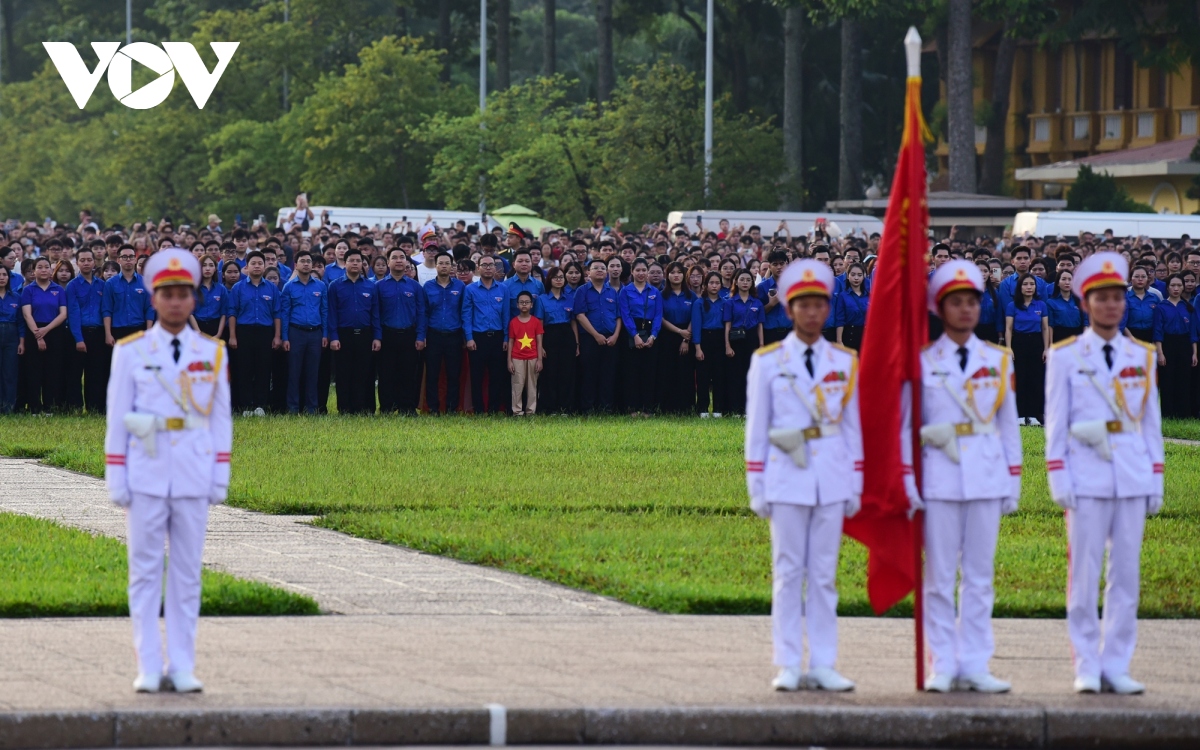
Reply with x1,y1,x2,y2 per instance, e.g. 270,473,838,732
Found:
745,259,863,693
1046,252,1164,695
915,260,1022,694
104,248,233,693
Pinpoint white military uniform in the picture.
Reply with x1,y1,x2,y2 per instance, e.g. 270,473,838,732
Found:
745,260,862,690
104,249,232,693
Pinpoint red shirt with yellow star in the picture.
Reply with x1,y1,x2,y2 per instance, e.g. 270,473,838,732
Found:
507,314,544,360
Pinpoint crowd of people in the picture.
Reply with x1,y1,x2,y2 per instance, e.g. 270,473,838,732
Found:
1,209,1198,419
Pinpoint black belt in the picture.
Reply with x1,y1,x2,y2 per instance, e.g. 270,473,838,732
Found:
429,328,462,335
82,325,102,332
292,324,321,332
384,326,416,333
476,329,502,337
765,326,790,332
341,327,368,335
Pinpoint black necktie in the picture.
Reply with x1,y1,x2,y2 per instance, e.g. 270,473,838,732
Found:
1103,343,1114,370
804,347,815,378
171,338,181,364
957,346,969,372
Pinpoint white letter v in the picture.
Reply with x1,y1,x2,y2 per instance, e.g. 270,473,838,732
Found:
43,42,121,109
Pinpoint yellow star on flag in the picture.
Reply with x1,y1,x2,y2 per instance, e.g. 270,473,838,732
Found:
517,333,534,350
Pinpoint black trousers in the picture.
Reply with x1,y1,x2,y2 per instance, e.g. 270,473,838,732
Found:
317,346,332,414
622,327,657,413
763,327,790,346
469,331,508,414
379,326,420,414
425,329,463,413
655,329,695,414
234,324,274,411
725,334,756,415
80,326,108,414
578,332,617,413
63,336,84,410
110,325,142,343
270,346,289,413
1010,331,1045,419
335,328,375,415
840,325,864,352
974,323,1000,344
1160,333,1194,419
25,325,67,413
197,318,221,338
1052,325,1083,343
696,328,727,414
540,323,576,414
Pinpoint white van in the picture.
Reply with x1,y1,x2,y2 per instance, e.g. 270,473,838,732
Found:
666,210,884,239
275,206,500,234
1011,211,1200,241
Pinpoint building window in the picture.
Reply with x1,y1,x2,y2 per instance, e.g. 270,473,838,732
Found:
1104,114,1122,140
1073,115,1090,140
1137,112,1155,138
1033,118,1050,142
1181,110,1198,136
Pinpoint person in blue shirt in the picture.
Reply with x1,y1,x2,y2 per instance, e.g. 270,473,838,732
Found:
193,255,227,338
1045,269,1086,343
1004,273,1050,424
975,260,1004,344
833,262,869,351
536,267,577,414
1124,267,1158,342
0,246,22,293
280,251,328,415
421,251,466,414
505,250,545,321
65,245,108,414
376,249,427,415
657,261,696,415
228,250,282,415
617,258,664,416
0,266,23,413
562,262,584,296
722,269,764,415
463,255,512,415
326,248,380,415
692,271,729,417
757,250,791,345
1152,274,1197,418
102,245,153,345
997,246,1050,312
574,258,622,413
19,257,68,414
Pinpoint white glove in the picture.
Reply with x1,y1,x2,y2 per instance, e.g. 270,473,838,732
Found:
844,494,861,518
1147,495,1164,516
1000,496,1019,516
209,486,228,506
750,495,771,519
906,489,925,520
1052,491,1076,510
110,493,132,508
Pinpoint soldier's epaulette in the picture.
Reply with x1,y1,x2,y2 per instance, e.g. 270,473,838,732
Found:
1129,337,1155,352
199,332,226,347
755,341,783,356
983,341,1012,356
1049,335,1077,351
921,341,937,352
116,330,146,345
829,341,859,359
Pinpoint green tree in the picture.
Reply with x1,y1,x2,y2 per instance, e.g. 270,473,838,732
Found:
1066,165,1154,214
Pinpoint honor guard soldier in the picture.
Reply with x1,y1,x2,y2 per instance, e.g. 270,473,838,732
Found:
104,248,233,694
1045,252,1164,695
914,261,1022,693
745,259,863,693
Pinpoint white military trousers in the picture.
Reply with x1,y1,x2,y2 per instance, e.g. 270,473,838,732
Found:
769,502,845,669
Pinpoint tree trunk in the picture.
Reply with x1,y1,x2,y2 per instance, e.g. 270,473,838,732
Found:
838,18,863,201
979,20,1017,196
0,0,13,84
730,33,749,113
438,0,451,83
596,0,614,102
780,5,803,210
543,0,556,77
496,0,511,90
947,0,976,193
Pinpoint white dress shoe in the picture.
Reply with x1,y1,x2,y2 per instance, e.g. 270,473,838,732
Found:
958,672,1011,693
805,666,855,692
133,674,161,693
254,407,266,417
771,666,804,692
1074,675,1101,694
712,412,723,418
1101,674,1145,695
166,672,204,693
1028,417,1042,427
924,673,954,693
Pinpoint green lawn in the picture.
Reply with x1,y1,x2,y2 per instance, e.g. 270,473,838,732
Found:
1,415,1197,617
0,512,318,617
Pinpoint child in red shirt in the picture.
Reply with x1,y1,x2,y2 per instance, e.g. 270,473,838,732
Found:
507,291,544,415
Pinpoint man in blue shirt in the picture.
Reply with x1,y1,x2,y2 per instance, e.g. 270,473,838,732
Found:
421,251,466,414
102,244,153,345
505,249,545,321
280,251,327,414
464,255,511,414
65,245,107,413
574,258,621,413
228,250,281,415
327,248,381,415
998,246,1051,311
376,249,427,414
757,250,791,344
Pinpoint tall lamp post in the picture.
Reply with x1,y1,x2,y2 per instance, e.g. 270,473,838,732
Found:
703,0,713,207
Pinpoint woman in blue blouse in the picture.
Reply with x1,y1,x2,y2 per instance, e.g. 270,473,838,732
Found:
718,258,737,299
562,262,583,295
537,267,578,414
657,262,696,415
0,267,23,414
834,262,869,351
722,269,764,415
974,259,1003,343
693,272,729,417
193,255,227,338
1004,273,1050,424
1045,269,1085,343
19,257,68,414
1152,274,1197,419
618,259,664,416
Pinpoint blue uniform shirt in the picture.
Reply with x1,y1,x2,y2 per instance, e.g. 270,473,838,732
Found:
1152,299,1196,341
377,275,427,336
65,275,103,342
505,275,545,321
979,288,1002,332
756,278,790,330
9,273,23,293
1045,294,1085,329
324,263,347,285
102,273,153,328
998,273,1051,311
422,277,466,337
661,289,696,329
692,294,728,333
20,282,67,324
833,289,869,328
327,275,381,340
0,290,21,328
194,283,227,323
534,289,574,325
280,276,328,341
722,293,764,330
618,283,664,337
1005,299,1047,334
573,281,620,336
1124,290,1158,331
463,280,511,341
228,277,281,327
